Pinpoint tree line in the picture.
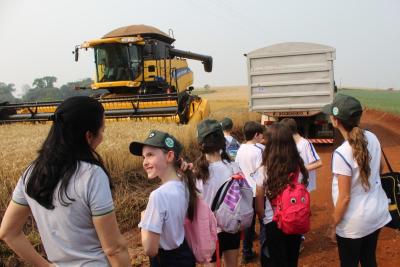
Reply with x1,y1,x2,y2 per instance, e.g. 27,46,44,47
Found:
0,76,107,104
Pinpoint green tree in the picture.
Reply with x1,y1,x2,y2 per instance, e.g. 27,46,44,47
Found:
0,82,18,103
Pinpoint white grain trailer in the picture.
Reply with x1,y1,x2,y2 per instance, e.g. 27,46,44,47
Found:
245,42,336,144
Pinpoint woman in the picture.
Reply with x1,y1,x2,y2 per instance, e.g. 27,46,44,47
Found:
194,119,241,267
129,130,197,267
255,123,309,267
323,94,391,267
0,96,130,266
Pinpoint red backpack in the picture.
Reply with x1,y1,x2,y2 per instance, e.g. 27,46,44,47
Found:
272,171,311,235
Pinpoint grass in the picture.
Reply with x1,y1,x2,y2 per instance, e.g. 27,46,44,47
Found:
339,88,400,114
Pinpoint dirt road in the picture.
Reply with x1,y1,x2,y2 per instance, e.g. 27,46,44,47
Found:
127,109,400,267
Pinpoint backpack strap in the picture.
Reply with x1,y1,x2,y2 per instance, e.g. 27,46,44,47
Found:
381,148,394,173
211,179,232,212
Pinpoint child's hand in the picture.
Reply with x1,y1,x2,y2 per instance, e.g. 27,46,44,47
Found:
179,159,193,171
326,225,337,244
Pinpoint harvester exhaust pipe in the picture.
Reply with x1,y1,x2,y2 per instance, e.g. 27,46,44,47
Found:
169,48,213,72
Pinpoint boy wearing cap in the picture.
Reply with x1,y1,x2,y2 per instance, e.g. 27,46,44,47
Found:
220,117,241,160
323,94,391,267
130,130,197,267
234,121,265,263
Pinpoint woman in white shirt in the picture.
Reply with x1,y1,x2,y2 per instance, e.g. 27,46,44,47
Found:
0,96,130,267
130,130,197,267
323,94,391,267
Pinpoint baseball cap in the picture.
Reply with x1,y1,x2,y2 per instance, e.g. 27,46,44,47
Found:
220,117,233,130
129,130,183,156
322,94,363,121
197,119,223,143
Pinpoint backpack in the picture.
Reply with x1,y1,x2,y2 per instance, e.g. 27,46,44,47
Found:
211,172,254,234
226,137,240,160
380,149,400,230
184,196,218,263
271,171,311,235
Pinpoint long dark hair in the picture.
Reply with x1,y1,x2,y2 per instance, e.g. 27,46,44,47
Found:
338,115,371,190
172,155,198,221
24,96,111,209
194,130,231,182
262,123,308,200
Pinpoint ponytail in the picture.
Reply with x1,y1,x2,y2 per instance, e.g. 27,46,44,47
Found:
174,158,199,221
194,149,210,182
348,126,371,191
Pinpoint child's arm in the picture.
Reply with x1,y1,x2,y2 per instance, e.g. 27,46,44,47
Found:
0,202,54,267
255,185,265,220
141,229,161,257
306,159,323,171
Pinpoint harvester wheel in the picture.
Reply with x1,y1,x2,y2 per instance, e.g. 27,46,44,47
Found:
177,92,191,124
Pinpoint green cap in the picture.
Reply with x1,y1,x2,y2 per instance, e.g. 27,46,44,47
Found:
322,94,363,121
220,117,233,130
129,130,183,156
197,119,223,143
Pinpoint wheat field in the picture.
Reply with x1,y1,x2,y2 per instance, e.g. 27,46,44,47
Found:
0,86,259,263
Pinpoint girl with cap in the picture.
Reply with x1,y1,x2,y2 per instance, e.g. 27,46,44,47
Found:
254,123,309,267
0,96,130,266
194,119,241,267
130,130,197,267
323,94,391,267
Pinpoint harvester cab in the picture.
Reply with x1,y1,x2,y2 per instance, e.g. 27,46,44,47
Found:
74,24,212,124
0,25,212,125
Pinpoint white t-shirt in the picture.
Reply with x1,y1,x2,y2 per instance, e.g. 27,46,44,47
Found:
139,180,188,250
12,162,114,267
254,166,274,225
296,137,320,192
235,143,265,197
332,131,391,238
196,160,240,208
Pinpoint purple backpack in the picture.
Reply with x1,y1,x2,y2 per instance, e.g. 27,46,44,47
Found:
211,173,254,233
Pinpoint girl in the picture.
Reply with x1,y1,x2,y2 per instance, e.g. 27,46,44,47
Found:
323,94,391,267
0,96,130,266
129,130,197,267
255,123,309,267
194,119,241,267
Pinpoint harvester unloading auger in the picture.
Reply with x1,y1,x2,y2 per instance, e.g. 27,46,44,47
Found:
0,25,212,124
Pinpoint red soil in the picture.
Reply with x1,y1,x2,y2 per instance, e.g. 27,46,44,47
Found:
126,109,400,267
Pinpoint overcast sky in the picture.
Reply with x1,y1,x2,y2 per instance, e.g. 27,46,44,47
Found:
1,0,399,96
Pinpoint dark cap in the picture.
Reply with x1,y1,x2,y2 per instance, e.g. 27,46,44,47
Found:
197,119,223,143
129,130,183,156
322,94,363,121
220,117,233,130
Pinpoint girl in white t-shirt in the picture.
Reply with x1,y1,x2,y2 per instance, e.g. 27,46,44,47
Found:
255,122,309,267
130,130,197,267
194,119,241,267
323,94,391,267
0,96,130,267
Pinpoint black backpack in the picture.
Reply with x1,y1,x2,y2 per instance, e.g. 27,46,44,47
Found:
380,149,400,230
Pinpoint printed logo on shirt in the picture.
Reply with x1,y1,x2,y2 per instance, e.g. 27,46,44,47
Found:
333,106,339,116
165,137,174,148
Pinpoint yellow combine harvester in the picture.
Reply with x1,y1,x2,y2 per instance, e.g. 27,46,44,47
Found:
0,25,212,125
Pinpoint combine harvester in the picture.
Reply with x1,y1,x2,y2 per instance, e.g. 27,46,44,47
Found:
0,25,212,125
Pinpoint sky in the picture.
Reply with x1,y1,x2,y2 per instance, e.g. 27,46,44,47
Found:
1,0,399,97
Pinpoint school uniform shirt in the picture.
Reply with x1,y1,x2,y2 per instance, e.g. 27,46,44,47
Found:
139,180,188,250
254,166,274,225
196,160,240,208
12,162,114,267
296,137,320,192
332,130,391,239
235,143,265,197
